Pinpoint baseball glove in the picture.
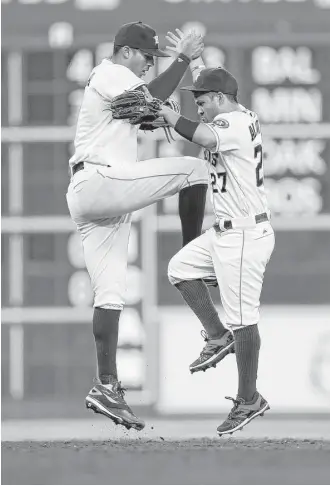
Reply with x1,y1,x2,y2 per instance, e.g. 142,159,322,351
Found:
109,90,162,125
140,98,181,143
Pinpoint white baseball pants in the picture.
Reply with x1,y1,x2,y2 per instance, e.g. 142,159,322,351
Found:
168,222,275,328
66,156,208,309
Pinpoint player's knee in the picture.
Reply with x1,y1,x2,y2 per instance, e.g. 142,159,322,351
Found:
168,253,184,285
184,156,208,183
93,293,125,311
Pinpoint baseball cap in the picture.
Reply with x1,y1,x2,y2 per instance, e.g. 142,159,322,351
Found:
114,21,169,57
181,67,238,95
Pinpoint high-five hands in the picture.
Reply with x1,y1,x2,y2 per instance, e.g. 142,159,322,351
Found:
166,28,204,61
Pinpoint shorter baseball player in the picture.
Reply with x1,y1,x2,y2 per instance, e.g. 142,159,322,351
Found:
160,67,275,436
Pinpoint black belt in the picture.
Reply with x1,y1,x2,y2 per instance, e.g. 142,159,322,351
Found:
72,161,85,176
215,212,269,231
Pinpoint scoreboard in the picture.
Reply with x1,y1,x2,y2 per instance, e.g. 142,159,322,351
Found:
2,0,330,409
248,45,330,217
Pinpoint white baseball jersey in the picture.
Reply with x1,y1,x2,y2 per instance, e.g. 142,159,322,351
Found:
67,58,210,310
168,106,275,327
69,59,145,168
204,108,269,220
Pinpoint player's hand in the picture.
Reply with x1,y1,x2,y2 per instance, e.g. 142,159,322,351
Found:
158,104,172,118
166,29,204,61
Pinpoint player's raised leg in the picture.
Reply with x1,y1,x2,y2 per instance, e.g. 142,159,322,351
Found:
66,156,209,431
68,155,208,247
168,230,234,373
77,214,145,430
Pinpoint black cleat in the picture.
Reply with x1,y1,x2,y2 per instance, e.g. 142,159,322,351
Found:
217,392,270,437
190,330,235,374
85,377,145,431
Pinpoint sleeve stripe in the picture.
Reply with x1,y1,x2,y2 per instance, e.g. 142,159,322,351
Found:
206,124,221,153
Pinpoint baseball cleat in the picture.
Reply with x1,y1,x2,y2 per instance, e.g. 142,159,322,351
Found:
190,329,235,374
217,392,270,437
85,377,145,431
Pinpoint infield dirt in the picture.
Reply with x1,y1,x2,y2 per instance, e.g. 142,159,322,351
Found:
2,438,330,485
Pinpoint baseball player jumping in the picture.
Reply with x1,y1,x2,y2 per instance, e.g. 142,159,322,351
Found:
160,32,275,436
66,22,209,431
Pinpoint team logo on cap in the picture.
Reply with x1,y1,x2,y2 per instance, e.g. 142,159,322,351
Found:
213,119,229,129
154,35,159,46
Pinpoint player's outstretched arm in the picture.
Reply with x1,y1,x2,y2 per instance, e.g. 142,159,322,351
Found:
160,105,217,151
147,30,204,101
166,29,205,82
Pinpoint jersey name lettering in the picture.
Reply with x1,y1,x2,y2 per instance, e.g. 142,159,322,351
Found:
204,150,220,167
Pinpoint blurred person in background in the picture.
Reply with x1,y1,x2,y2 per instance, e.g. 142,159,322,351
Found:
161,31,275,436
66,21,208,431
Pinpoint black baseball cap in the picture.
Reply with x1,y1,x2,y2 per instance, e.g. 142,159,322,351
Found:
114,21,169,57
181,67,238,95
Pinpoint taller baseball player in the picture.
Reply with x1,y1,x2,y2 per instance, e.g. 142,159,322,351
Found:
66,22,209,431
160,52,275,434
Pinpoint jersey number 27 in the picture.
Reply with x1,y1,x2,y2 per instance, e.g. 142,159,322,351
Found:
211,172,227,194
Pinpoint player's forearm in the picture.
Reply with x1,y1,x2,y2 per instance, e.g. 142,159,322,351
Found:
189,57,205,82
162,108,216,150
147,54,190,101
174,116,216,150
